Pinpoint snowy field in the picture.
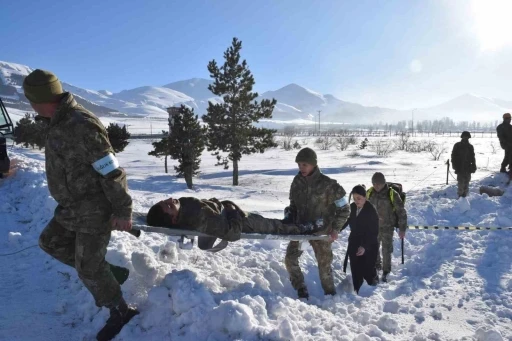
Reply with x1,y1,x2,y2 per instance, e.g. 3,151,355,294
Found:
1,134,512,341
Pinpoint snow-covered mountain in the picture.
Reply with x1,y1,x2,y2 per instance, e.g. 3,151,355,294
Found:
259,83,399,123
1,60,511,123
418,94,512,122
0,61,122,116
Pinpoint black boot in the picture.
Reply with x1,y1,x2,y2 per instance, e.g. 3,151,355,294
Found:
109,264,129,285
297,287,309,300
369,275,379,286
381,271,389,283
96,298,139,341
500,167,507,173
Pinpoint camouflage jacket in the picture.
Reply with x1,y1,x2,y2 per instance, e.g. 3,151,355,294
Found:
288,167,349,234
45,93,132,233
496,122,512,149
451,140,476,174
175,197,244,241
367,184,407,233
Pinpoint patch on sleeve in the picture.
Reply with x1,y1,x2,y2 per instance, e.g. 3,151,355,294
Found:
334,197,348,207
92,153,119,176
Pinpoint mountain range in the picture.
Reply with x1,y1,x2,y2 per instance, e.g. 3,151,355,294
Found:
1,60,511,124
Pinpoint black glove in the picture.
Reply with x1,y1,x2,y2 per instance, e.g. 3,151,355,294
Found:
282,206,294,224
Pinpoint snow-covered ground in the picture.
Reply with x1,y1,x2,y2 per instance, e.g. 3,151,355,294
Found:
1,135,512,341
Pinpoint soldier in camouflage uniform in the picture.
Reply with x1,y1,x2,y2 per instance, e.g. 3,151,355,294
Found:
366,172,407,283
284,148,350,299
146,196,322,243
451,131,476,198
23,69,137,341
496,113,512,173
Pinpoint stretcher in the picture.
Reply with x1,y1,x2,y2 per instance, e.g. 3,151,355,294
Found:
128,212,330,252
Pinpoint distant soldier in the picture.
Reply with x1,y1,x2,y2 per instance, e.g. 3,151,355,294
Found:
496,113,512,173
451,131,476,198
23,69,138,341
366,172,407,283
284,148,350,299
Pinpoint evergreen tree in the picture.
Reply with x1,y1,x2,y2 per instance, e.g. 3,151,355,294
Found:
168,105,207,189
203,37,277,186
14,113,48,150
148,131,171,173
106,123,130,153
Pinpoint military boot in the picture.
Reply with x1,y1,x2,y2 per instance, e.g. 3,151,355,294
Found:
96,298,139,341
297,287,309,300
381,271,390,283
109,264,129,285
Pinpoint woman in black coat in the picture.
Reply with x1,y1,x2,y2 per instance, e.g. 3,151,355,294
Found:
341,185,380,294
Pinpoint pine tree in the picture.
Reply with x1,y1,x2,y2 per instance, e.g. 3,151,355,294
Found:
106,123,130,153
148,131,171,173
14,113,48,150
203,37,277,186
168,105,207,189
14,113,35,148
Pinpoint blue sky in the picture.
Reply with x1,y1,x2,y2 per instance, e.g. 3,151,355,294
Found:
2,0,511,109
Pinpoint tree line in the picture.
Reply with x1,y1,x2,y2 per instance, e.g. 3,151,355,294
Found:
15,37,278,189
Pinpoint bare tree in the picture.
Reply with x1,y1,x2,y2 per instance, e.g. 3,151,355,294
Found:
315,136,333,150
395,132,410,151
282,126,296,150
429,142,447,161
335,137,350,151
490,142,497,155
370,139,396,157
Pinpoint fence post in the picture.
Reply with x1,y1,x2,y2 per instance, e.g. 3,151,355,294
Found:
446,159,450,185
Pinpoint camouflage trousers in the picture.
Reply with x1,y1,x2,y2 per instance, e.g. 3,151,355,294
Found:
376,230,394,273
39,218,122,308
242,213,304,234
457,173,471,197
285,240,335,295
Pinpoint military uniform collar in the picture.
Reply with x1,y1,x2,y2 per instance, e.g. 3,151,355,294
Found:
50,92,78,127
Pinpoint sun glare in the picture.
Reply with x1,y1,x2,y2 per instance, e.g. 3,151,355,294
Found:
472,0,512,51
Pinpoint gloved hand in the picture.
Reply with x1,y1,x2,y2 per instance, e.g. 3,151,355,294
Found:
282,206,294,224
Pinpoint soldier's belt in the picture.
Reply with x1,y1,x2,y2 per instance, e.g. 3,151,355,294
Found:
408,225,512,231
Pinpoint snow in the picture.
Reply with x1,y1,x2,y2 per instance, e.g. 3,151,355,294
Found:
1,134,512,340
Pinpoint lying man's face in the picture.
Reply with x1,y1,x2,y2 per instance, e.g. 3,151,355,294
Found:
158,198,180,224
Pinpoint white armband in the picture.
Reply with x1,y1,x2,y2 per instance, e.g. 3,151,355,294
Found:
334,197,348,207
92,153,120,176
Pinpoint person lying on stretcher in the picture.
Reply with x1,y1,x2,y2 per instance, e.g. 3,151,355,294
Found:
146,197,323,247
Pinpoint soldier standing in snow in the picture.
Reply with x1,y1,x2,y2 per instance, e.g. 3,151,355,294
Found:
451,131,476,198
366,172,407,283
284,148,350,299
23,69,138,341
496,113,512,173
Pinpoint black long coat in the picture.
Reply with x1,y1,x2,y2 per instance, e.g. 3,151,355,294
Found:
342,201,380,293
